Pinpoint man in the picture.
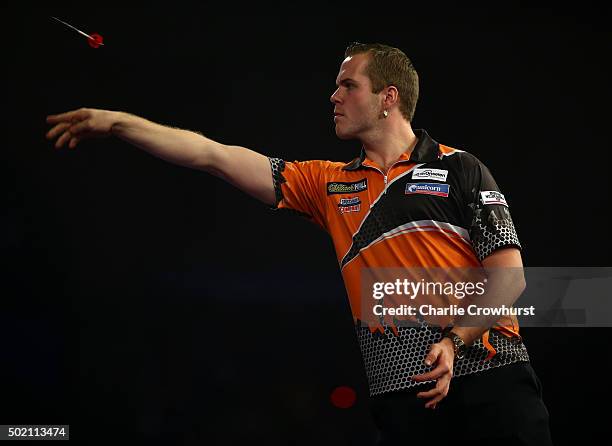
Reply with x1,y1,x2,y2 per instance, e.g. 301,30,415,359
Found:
46,42,552,444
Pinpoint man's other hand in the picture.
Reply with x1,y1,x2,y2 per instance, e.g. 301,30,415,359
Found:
410,337,455,410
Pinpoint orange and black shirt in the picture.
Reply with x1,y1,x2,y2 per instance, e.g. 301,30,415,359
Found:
269,129,529,395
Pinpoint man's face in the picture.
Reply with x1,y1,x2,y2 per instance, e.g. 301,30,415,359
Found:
330,53,382,140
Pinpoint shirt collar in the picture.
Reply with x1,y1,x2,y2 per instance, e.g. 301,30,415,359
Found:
342,129,440,171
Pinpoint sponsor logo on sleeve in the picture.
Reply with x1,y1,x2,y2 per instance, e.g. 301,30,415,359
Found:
412,168,448,181
405,183,450,197
480,190,508,206
337,196,361,214
327,178,368,195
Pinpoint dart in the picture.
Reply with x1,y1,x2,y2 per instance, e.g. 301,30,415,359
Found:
51,16,104,48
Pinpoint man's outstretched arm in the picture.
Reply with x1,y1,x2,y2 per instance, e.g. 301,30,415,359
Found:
46,108,276,206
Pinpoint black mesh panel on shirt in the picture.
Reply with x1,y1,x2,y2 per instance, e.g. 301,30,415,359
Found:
470,205,521,262
268,157,286,208
356,322,530,396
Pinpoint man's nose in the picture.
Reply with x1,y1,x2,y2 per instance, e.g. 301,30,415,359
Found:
330,88,341,104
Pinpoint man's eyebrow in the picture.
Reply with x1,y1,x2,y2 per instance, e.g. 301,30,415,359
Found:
336,78,358,86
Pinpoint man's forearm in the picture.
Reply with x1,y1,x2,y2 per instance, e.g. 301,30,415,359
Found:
110,112,218,170
451,268,526,346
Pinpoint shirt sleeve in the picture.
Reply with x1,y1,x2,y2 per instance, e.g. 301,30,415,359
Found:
462,155,522,262
268,157,328,230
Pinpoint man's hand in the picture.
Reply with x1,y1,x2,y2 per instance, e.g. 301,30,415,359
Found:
410,337,455,410
46,108,119,149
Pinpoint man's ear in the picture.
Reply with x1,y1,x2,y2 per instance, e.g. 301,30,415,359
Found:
383,85,399,108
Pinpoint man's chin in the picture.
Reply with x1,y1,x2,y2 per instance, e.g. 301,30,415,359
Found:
334,127,354,140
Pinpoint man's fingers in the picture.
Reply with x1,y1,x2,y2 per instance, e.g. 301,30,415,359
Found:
46,111,76,124
68,136,80,149
416,387,439,399
424,380,450,408
424,354,436,367
418,378,451,409
417,376,449,398
423,342,444,366
424,394,445,409
68,119,93,136
411,369,437,382
411,371,436,382
46,109,86,124
46,122,71,140
55,130,72,149
411,364,450,382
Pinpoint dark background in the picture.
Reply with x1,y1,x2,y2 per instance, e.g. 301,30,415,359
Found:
2,4,611,445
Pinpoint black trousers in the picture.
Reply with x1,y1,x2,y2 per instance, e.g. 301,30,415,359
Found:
369,361,553,445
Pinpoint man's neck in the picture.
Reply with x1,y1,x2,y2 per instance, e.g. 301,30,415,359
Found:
361,122,418,172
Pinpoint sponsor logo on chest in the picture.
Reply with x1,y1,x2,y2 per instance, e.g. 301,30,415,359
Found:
405,182,450,197
337,196,361,214
411,168,449,181
327,178,368,195
480,190,508,206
